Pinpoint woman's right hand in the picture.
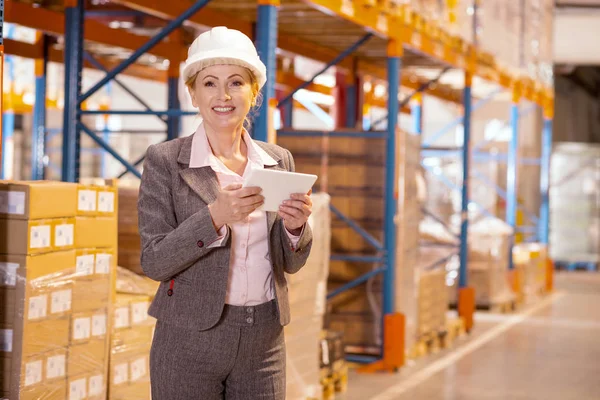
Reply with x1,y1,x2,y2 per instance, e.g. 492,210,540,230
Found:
208,183,264,229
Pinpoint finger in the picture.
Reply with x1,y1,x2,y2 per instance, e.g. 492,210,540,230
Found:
223,183,243,191
279,205,306,219
289,193,311,205
278,209,299,222
237,186,262,198
240,195,264,207
281,200,310,213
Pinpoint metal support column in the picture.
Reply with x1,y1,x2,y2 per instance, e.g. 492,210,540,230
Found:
411,93,422,135
458,71,475,332
506,97,520,269
1,22,13,179
62,0,85,182
254,0,279,142
539,109,553,244
383,43,400,318
167,64,181,141
32,34,49,180
459,75,473,289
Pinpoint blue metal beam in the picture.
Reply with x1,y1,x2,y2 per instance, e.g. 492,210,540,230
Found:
167,76,180,140
62,0,85,182
254,3,278,142
79,122,141,178
277,130,385,139
282,101,293,128
1,23,14,179
422,87,502,149
330,254,384,263
84,52,167,125
539,117,552,244
471,104,536,152
326,267,386,300
458,75,472,289
79,0,212,105
278,33,373,106
293,92,334,128
383,51,400,315
329,204,384,251
117,153,147,179
80,110,197,116
412,97,422,135
32,34,49,180
506,103,519,270
421,207,460,239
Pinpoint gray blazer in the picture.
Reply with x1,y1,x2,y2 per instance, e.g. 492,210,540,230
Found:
137,134,313,331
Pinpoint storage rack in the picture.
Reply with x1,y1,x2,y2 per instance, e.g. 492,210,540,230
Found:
1,0,554,371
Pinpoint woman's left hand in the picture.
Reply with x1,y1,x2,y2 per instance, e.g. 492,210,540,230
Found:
279,190,312,235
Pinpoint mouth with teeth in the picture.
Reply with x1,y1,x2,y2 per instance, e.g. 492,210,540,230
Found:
212,106,236,115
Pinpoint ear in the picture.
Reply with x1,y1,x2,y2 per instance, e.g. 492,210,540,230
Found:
187,86,198,108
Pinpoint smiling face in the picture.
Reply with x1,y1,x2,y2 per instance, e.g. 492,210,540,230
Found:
187,64,258,132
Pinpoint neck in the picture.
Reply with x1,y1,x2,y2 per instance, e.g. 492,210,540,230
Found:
204,123,246,159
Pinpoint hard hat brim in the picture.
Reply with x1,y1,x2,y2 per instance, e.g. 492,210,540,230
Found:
182,49,267,89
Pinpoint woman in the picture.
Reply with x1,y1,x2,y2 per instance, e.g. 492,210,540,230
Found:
137,26,313,399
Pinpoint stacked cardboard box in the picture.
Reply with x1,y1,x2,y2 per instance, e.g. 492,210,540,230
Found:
513,243,548,300
285,193,331,400
108,267,157,400
115,184,143,276
69,182,118,399
0,182,74,399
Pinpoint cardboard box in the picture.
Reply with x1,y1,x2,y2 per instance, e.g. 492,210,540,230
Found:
68,338,108,376
109,352,150,399
0,181,77,220
0,217,75,255
17,378,67,400
1,348,68,397
70,309,108,345
68,370,107,400
71,249,115,313
77,185,117,217
75,217,117,249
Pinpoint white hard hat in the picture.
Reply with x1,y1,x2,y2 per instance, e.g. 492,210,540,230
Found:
182,26,267,89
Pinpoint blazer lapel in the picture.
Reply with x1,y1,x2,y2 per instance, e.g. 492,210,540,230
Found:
178,134,219,205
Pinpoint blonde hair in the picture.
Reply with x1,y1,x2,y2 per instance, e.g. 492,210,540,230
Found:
185,68,263,130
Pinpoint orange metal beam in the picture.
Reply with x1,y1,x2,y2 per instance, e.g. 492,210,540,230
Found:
4,38,167,83
5,0,181,61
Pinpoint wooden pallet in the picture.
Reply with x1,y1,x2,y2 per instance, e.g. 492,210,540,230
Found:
320,360,348,399
408,317,467,360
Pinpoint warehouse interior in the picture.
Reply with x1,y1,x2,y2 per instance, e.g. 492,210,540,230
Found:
1,0,599,399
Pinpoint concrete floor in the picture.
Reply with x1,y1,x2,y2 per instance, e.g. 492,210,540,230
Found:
341,272,600,400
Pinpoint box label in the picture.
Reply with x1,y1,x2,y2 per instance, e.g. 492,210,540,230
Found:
28,295,48,320
113,363,128,385
73,317,91,341
78,190,97,212
46,354,66,379
131,302,149,325
95,253,111,275
88,374,103,397
25,360,43,387
55,224,74,247
0,329,13,352
76,254,95,276
0,262,19,287
92,314,107,337
98,191,115,213
0,191,26,215
130,356,147,382
114,307,129,329
51,289,72,314
69,378,87,400
30,225,51,249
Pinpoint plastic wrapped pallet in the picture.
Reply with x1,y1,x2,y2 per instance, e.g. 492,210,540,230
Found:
550,143,600,264
285,193,330,400
108,267,156,400
115,183,144,276
447,217,514,307
0,180,115,400
513,243,548,300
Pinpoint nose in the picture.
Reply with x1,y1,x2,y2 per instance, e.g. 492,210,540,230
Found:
218,86,232,101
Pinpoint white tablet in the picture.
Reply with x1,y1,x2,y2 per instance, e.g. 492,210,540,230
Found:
242,168,318,212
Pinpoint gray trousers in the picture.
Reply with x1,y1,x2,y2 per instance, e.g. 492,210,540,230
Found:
150,300,286,399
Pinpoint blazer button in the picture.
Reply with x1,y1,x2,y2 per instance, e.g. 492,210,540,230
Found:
197,240,204,248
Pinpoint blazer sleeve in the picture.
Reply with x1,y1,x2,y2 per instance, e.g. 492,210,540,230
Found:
137,145,230,281
278,149,313,274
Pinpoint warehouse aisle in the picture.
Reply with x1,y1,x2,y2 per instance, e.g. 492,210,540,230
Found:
343,272,600,400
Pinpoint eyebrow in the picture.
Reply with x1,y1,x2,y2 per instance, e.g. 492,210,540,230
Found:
203,74,244,80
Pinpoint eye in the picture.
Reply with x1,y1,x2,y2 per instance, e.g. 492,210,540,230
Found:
231,80,244,87
203,81,215,87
